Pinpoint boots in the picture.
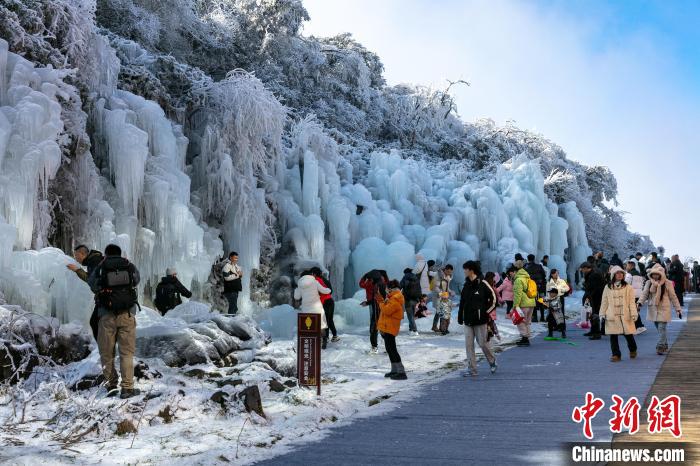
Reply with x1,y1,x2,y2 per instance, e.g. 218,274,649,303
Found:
384,362,398,378
389,362,407,380
516,336,530,346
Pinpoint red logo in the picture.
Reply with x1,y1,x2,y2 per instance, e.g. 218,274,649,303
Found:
572,392,605,439
573,393,683,439
647,395,682,438
609,395,641,434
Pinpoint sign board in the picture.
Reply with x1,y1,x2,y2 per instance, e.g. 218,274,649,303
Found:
297,313,321,395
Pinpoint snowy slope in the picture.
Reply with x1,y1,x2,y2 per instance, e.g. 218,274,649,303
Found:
0,302,535,465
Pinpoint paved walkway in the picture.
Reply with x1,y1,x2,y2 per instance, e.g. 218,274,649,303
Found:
612,296,700,447
257,300,690,465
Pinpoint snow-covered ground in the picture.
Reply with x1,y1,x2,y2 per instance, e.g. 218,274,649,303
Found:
0,301,552,465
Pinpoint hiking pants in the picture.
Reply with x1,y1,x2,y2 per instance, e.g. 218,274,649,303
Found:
516,307,534,338
224,291,239,315
97,311,136,390
404,298,418,332
369,301,379,348
464,324,495,372
323,300,337,338
431,292,440,328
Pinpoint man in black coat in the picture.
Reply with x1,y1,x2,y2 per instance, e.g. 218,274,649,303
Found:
668,255,685,306
67,245,104,340
458,261,497,376
580,262,605,339
154,268,193,315
525,254,547,322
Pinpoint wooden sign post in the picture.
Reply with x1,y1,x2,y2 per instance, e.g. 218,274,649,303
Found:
297,313,321,396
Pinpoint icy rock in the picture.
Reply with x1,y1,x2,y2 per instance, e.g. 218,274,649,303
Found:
135,303,266,367
72,373,105,391
237,385,265,418
0,305,92,383
268,379,286,393
216,378,243,388
210,390,229,407
253,343,297,377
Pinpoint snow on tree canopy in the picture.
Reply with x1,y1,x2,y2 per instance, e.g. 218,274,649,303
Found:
0,0,653,324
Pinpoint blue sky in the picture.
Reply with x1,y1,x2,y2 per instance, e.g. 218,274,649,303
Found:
302,0,700,258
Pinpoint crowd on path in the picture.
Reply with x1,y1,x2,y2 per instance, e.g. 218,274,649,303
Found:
64,239,692,397
304,250,690,380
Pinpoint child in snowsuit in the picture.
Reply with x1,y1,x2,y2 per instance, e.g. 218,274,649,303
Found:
543,287,566,338
437,277,453,334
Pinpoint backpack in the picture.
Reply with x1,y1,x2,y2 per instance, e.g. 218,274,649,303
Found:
403,273,422,300
526,278,538,299
98,259,137,312
154,281,178,314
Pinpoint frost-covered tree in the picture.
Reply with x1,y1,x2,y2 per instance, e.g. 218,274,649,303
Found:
0,0,655,320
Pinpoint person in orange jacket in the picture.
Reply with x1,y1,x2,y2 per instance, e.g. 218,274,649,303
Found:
377,279,407,380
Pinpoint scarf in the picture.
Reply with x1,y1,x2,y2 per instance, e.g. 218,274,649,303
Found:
650,278,665,307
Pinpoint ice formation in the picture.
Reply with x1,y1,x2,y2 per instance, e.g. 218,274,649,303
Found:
0,11,597,325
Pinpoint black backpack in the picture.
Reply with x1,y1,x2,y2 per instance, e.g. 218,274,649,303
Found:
98,258,137,312
403,273,422,300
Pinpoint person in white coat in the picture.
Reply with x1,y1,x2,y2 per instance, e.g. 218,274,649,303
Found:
413,253,433,294
601,266,638,362
638,264,682,355
294,270,330,347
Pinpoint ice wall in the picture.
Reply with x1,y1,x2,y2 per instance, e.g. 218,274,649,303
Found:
0,39,221,322
91,90,223,294
0,29,595,323
274,148,592,298
0,39,66,250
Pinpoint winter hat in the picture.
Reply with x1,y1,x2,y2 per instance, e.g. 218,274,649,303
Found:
579,262,593,270
166,267,177,276
609,265,624,280
514,253,525,262
647,263,666,280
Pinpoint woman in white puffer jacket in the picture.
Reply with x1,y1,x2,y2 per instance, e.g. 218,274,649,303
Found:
638,264,682,355
294,271,330,332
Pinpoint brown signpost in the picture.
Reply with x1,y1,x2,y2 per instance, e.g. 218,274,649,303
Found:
297,313,321,395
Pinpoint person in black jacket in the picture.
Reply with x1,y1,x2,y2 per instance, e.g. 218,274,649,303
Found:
525,254,547,322
458,261,497,376
668,255,685,306
154,268,192,315
399,268,421,335
87,244,141,399
580,262,605,340
67,245,104,340
610,253,623,267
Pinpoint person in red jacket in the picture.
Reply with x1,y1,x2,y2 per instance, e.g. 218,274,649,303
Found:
360,269,386,354
311,267,339,349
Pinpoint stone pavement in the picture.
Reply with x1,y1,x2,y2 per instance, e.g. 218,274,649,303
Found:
257,300,690,465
